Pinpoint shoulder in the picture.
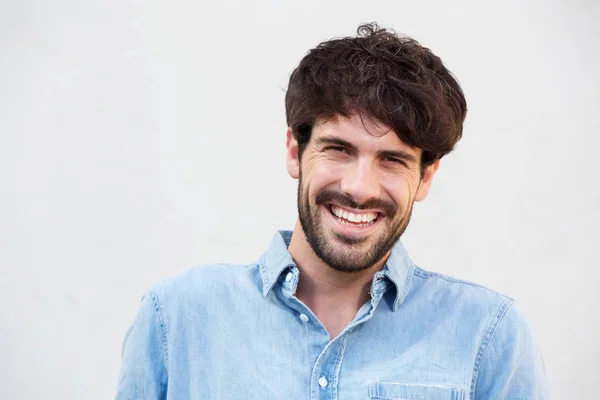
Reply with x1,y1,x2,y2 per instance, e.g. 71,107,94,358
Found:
411,265,514,312
408,267,547,397
407,266,520,345
410,264,538,335
147,262,260,309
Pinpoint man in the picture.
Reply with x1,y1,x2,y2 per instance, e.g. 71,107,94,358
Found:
116,23,548,399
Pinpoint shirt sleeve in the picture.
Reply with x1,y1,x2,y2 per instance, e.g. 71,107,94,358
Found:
472,301,549,399
115,291,168,400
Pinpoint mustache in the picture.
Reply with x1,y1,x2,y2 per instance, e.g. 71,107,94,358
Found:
315,189,396,217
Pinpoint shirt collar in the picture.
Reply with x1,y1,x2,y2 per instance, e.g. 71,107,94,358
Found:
259,230,415,311
259,231,296,297
380,239,416,311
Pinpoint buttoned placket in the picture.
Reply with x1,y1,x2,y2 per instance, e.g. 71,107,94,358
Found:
279,267,390,399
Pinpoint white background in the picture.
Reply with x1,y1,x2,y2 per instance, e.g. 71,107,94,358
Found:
1,0,599,398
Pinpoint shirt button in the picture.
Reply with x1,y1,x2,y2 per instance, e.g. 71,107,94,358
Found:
299,313,309,323
318,376,328,388
285,272,293,282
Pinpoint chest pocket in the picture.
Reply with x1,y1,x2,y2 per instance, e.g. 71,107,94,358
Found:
369,382,465,400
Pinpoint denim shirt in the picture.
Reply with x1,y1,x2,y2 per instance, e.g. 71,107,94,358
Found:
116,231,548,399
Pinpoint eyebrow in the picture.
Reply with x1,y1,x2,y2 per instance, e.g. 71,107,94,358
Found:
316,136,419,165
316,137,358,152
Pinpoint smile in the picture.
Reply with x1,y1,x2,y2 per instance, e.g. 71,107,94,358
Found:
328,204,380,227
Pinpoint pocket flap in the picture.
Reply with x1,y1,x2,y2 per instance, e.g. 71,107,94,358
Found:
369,382,465,400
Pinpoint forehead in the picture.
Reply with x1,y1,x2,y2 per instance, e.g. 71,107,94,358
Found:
312,114,421,156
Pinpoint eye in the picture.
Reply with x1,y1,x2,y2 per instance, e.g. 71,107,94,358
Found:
384,157,406,166
325,146,350,154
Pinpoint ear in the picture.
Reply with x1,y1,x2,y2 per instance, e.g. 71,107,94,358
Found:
415,159,440,202
286,128,300,179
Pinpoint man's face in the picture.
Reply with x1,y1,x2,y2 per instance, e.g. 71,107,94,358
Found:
286,114,438,273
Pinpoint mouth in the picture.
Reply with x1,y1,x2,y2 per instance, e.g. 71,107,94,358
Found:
326,204,383,228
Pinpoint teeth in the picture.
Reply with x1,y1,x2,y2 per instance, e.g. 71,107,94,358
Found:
330,205,377,224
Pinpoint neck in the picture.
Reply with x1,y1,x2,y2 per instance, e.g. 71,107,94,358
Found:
287,220,389,333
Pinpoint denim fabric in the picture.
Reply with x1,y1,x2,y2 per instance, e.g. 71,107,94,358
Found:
116,231,548,399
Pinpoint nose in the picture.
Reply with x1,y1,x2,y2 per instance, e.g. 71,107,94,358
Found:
339,158,381,204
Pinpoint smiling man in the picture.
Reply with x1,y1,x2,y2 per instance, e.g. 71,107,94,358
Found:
116,24,548,399
286,114,437,340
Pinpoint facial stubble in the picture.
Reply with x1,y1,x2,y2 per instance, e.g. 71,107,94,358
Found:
297,171,414,273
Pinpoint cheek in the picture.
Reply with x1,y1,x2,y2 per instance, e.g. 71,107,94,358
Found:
383,175,415,209
307,164,340,193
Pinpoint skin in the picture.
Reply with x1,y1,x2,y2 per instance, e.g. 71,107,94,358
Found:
286,113,439,339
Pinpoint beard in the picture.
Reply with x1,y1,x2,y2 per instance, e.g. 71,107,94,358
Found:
297,174,413,273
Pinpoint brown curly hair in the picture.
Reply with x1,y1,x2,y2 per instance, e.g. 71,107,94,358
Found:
285,23,467,174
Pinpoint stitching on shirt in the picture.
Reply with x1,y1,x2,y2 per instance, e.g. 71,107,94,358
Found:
370,396,461,400
469,299,514,399
369,381,463,399
310,337,339,399
148,289,169,367
259,254,269,295
375,382,460,389
331,333,350,399
413,268,513,301
394,261,416,310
